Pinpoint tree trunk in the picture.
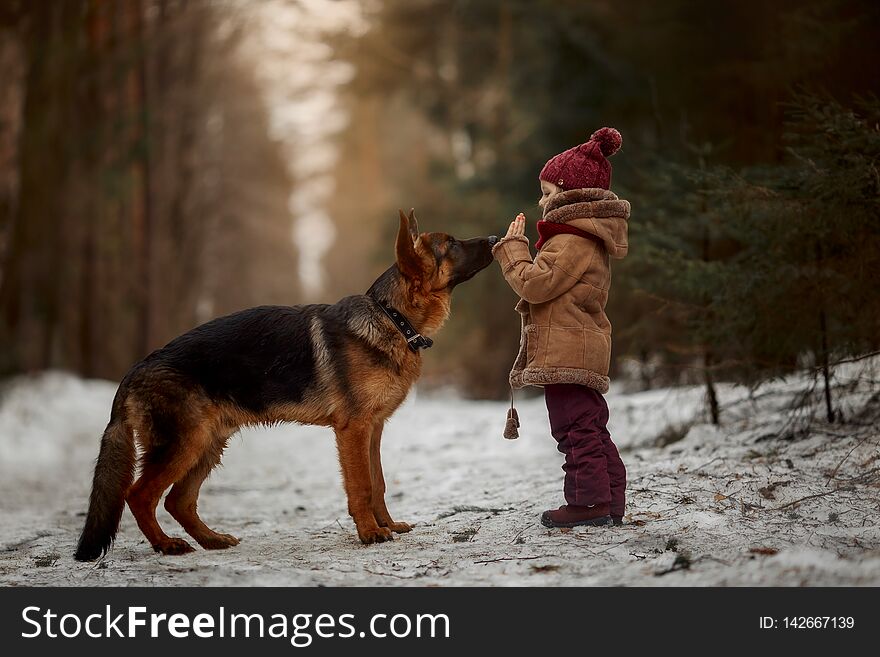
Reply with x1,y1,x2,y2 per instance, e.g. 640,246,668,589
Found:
0,1,85,373
122,0,152,360
700,208,719,425
815,242,834,423
640,347,652,391
818,308,834,423
704,350,720,425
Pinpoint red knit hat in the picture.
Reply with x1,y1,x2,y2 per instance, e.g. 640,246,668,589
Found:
539,127,622,191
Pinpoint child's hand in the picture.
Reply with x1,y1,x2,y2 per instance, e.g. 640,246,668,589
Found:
504,213,526,239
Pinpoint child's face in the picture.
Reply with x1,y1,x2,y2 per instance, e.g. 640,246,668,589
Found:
538,180,562,209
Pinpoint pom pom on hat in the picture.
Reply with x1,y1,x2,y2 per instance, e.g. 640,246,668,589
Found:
590,127,622,157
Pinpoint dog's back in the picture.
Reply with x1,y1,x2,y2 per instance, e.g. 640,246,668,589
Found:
142,304,323,415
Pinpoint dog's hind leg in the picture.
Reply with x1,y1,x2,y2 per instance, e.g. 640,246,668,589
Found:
164,433,240,550
127,422,213,556
335,419,393,544
369,421,412,534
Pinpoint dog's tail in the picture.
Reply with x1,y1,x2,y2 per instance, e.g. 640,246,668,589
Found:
74,388,136,562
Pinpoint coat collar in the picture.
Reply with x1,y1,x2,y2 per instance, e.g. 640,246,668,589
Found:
541,187,630,259
543,187,619,213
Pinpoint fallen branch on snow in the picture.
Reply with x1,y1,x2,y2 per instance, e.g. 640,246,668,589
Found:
474,555,548,564
771,487,853,511
437,505,512,520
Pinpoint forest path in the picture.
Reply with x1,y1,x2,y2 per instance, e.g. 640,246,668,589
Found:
1,371,878,586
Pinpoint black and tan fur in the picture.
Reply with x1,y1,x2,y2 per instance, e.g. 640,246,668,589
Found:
74,210,496,560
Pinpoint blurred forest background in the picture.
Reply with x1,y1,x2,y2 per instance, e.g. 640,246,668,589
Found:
1,0,878,421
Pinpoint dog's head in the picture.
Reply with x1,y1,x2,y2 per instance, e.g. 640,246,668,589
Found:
395,209,497,292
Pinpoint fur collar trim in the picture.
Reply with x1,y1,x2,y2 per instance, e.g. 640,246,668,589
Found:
541,187,630,259
542,187,630,223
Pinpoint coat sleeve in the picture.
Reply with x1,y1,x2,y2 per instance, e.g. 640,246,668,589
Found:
492,235,589,304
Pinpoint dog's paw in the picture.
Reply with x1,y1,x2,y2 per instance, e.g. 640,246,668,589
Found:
359,526,394,545
386,521,413,534
196,533,240,550
153,537,195,556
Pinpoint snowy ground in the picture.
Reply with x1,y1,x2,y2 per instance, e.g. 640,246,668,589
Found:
1,362,879,586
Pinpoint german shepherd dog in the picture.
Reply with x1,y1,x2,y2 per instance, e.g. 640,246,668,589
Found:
74,210,497,560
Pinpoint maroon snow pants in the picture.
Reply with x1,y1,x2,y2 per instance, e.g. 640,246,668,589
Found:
544,383,626,515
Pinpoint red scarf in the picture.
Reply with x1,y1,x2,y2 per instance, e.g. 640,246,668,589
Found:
535,220,602,251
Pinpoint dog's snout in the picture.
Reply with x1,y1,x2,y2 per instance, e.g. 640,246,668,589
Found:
488,235,498,246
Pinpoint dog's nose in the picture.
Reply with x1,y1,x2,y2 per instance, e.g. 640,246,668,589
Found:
488,235,498,246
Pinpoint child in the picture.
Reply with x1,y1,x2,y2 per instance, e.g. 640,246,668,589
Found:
492,127,630,528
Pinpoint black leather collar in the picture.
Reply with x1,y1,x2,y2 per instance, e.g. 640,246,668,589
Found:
374,299,433,352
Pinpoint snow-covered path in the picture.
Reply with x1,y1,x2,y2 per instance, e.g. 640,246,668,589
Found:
1,368,878,586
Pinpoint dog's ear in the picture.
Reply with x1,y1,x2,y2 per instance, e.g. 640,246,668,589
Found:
396,209,424,280
407,208,420,242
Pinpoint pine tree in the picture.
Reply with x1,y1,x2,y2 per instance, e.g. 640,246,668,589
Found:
636,95,880,420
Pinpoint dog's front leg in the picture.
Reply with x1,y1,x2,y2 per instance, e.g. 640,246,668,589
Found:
369,421,412,534
335,421,393,544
